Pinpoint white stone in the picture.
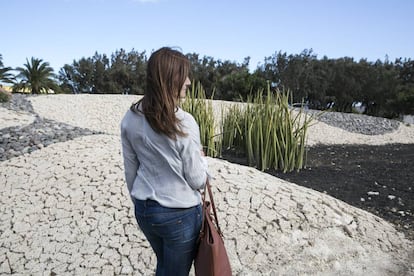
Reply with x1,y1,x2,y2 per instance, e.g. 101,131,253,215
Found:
0,259,11,274
1,97,413,275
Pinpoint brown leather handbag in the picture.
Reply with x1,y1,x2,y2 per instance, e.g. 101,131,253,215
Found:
195,179,232,276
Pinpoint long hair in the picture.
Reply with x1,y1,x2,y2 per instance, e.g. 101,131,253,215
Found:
131,47,190,140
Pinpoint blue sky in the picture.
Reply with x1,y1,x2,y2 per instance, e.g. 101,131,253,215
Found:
1,0,413,73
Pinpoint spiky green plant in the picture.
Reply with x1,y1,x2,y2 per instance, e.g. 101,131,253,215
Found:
222,85,314,173
180,81,222,157
182,81,315,172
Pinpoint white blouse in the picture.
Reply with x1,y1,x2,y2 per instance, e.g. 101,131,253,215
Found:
120,104,208,208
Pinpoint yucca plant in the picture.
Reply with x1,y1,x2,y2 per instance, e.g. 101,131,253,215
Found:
180,81,222,157
221,104,244,151
182,81,315,172
222,85,314,173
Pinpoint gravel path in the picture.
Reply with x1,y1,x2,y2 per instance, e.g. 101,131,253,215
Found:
305,109,401,135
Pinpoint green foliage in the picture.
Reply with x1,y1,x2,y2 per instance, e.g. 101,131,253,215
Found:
182,82,314,173
255,51,410,117
14,57,57,94
391,58,414,115
7,48,413,117
187,54,267,101
0,68,14,84
58,49,147,94
388,84,414,115
397,86,414,114
180,82,221,157
222,86,314,173
0,54,15,84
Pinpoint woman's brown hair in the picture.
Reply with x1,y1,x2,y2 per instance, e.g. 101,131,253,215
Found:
131,47,190,140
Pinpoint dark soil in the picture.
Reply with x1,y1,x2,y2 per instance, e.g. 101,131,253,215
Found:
221,143,414,241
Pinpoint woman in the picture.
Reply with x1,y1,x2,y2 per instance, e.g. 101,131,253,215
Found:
121,47,208,276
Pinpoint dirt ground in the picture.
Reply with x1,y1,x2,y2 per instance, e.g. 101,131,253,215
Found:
221,143,414,241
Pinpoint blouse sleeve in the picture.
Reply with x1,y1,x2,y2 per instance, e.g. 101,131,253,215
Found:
121,126,140,195
180,114,208,190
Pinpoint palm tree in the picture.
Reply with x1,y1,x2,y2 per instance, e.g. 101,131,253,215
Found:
0,54,15,84
14,57,57,94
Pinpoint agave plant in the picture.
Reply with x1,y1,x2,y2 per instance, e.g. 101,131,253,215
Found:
222,85,315,173
182,81,315,173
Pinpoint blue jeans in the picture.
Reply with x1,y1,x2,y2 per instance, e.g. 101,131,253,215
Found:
133,199,202,276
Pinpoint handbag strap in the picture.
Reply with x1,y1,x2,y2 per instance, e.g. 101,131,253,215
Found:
201,179,223,236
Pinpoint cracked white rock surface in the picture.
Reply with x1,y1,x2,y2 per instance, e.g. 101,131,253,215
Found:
1,135,413,275
1,95,413,275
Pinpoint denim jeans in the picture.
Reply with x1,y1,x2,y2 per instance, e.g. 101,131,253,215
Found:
133,199,202,276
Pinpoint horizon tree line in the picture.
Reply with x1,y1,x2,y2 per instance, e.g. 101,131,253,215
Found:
0,50,413,118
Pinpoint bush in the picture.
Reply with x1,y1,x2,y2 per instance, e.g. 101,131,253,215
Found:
182,82,316,173
222,86,315,173
0,88,12,103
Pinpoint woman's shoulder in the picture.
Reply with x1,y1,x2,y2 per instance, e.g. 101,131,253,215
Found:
177,108,198,127
121,106,143,129
122,108,137,120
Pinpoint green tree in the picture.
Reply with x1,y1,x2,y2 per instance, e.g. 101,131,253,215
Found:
391,58,414,115
390,85,414,115
374,60,399,117
109,49,147,94
58,58,95,94
91,52,110,93
0,54,15,84
187,53,218,98
215,59,251,100
187,54,266,100
58,64,78,93
305,56,333,109
14,57,57,94
59,49,147,94
324,57,360,112
72,57,95,93
256,50,322,105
